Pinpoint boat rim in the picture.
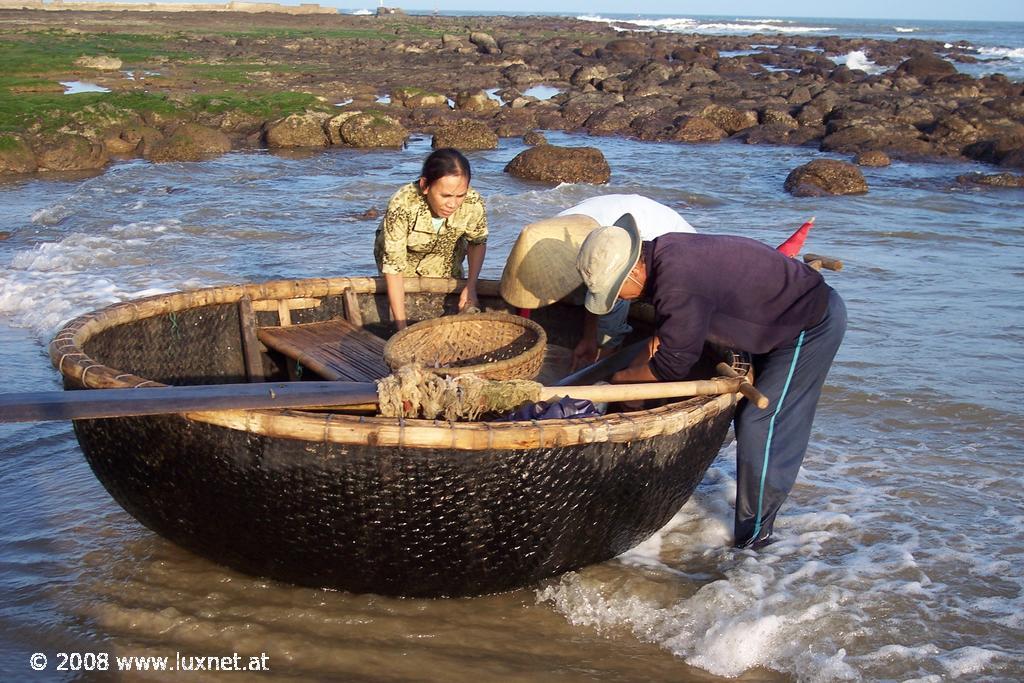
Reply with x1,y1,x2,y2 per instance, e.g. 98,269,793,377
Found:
48,275,743,451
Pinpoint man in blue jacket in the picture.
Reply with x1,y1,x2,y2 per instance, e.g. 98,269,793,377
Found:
575,216,846,549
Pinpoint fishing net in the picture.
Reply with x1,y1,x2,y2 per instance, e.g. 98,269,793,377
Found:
376,365,542,421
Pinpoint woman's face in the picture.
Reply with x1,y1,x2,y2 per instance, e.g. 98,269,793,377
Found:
419,174,469,219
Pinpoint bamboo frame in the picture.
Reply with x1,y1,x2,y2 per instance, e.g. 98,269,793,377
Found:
49,276,745,451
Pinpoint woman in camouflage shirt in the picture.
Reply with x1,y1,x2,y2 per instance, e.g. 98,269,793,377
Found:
374,148,488,329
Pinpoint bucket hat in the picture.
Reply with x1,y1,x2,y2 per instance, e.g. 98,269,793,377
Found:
575,213,642,316
499,214,600,309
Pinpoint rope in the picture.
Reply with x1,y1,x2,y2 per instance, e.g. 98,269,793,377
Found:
376,365,541,421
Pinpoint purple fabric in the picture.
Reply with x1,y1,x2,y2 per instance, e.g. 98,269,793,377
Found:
499,396,603,422
645,233,831,381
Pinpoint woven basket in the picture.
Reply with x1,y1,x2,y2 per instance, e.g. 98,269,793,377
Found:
384,311,547,380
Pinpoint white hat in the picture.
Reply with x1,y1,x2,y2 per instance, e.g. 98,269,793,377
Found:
575,213,642,316
499,214,600,309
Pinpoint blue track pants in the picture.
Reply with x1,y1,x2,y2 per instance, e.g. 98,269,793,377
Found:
733,288,847,548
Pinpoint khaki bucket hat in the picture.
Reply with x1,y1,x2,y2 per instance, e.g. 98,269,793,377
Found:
576,213,642,316
499,214,601,309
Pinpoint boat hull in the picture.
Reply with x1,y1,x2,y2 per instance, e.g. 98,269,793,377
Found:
75,408,730,597
52,277,740,596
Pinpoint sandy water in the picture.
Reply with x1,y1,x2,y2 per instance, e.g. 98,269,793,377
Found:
0,132,1022,681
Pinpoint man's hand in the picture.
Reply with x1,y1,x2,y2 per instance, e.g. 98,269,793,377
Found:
570,335,600,371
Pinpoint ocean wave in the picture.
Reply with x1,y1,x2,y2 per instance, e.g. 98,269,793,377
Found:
576,14,833,35
894,26,917,33
833,50,887,74
978,46,1024,60
350,8,372,15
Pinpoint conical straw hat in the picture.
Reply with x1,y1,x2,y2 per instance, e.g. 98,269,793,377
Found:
499,214,601,309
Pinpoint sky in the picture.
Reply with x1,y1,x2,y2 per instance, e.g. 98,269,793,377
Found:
337,1,1024,22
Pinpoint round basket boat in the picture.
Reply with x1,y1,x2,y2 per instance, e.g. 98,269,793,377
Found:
49,276,747,598
384,311,546,380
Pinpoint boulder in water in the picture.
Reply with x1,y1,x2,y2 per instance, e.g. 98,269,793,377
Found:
504,144,610,184
784,159,868,196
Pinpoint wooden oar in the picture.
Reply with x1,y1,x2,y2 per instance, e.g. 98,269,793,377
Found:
715,362,770,409
0,382,378,424
0,374,752,424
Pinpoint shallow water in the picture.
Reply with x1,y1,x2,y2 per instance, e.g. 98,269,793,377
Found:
1,131,1022,681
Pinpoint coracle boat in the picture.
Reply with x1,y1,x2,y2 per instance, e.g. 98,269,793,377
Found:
49,276,747,598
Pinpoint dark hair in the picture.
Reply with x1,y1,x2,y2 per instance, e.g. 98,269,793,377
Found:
420,148,471,187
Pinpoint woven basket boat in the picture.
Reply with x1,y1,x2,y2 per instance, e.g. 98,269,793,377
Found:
50,276,746,597
384,311,546,380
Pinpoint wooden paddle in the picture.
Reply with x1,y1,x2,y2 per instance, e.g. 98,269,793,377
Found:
715,362,770,409
0,374,753,424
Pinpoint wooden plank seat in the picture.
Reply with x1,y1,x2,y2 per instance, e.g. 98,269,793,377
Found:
257,319,389,382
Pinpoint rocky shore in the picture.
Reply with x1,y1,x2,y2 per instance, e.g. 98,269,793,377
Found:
1,9,1022,193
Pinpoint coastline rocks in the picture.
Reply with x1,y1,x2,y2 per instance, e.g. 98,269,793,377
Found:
700,104,758,135
0,134,38,174
34,133,109,171
264,112,331,148
102,124,164,157
784,159,868,196
597,39,647,61
431,119,498,150
144,124,231,162
522,130,547,145
469,32,500,55
392,87,449,109
74,55,123,70
673,115,728,142
956,172,1024,188
893,54,957,80
334,112,408,148
855,150,892,166
454,90,499,112
504,144,610,184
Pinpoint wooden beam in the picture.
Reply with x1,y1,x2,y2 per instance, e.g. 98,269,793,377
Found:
238,295,265,383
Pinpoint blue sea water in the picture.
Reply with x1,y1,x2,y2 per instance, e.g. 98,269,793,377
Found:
0,130,1022,681
352,9,1024,80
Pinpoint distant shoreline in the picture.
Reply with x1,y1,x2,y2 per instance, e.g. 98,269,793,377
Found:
0,8,1021,183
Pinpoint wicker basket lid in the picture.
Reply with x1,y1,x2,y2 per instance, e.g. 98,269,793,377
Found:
383,311,547,380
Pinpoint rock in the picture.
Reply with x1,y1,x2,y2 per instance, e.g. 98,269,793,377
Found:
0,133,38,174
431,120,498,150
504,144,610,184
522,130,547,145
336,111,409,148
264,112,331,149
0,231,10,240
893,54,957,80
34,133,109,171
784,159,868,196
74,55,123,70
454,90,499,112
102,124,163,157
570,64,610,88
561,92,623,127
469,32,500,55
956,172,1024,188
440,34,464,50
597,38,646,61
761,109,800,129
392,87,449,109
855,150,891,167
700,104,758,135
358,208,381,220
144,124,231,162
737,123,797,145
672,115,727,142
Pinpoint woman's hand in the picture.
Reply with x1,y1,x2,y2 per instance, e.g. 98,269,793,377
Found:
458,286,479,313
